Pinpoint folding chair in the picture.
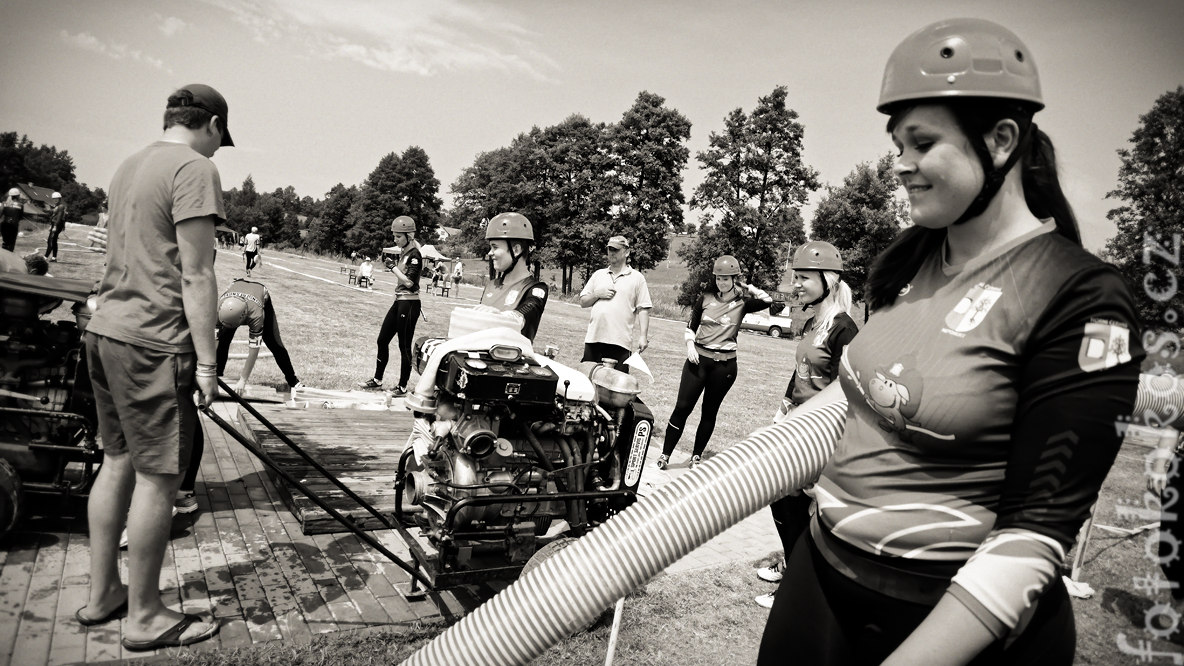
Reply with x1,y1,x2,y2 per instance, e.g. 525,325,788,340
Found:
348,268,358,285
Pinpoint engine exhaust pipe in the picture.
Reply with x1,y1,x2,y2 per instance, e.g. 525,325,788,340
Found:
403,401,848,665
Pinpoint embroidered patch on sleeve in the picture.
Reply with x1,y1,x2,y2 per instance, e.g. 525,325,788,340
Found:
1078,320,1132,372
530,287,546,299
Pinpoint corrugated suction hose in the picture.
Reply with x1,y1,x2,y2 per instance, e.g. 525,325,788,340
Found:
403,401,849,666
1134,372,1184,428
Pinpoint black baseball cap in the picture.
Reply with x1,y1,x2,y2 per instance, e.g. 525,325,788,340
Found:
167,84,234,147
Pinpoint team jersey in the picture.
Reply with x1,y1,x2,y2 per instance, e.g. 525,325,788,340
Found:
394,246,423,300
811,222,1143,637
787,311,859,406
218,278,268,347
687,290,771,352
481,274,549,342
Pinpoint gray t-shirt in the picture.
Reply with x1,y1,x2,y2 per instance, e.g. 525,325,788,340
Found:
89,141,225,353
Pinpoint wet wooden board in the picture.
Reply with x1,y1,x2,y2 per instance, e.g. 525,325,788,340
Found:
241,405,417,535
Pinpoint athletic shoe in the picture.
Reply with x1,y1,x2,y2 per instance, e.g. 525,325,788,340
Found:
174,493,199,514
291,381,305,391
358,378,382,390
755,592,776,609
757,560,785,583
388,386,408,398
689,455,702,469
655,454,669,470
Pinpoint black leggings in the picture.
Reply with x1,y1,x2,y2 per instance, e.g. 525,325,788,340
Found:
1,221,16,252
44,227,61,258
662,356,737,458
181,423,203,493
374,299,421,388
758,532,1076,665
214,299,301,387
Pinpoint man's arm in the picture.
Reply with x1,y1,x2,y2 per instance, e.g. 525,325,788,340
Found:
177,215,219,406
636,308,651,353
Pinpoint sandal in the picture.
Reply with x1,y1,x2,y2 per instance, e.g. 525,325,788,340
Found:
121,613,219,652
75,598,128,627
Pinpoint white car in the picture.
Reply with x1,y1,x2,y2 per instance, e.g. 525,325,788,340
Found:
740,310,796,339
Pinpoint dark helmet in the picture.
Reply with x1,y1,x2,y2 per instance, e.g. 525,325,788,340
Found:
390,216,416,234
712,255,741,277
485,212,535,242
877,18,1042,115
791,241,843,272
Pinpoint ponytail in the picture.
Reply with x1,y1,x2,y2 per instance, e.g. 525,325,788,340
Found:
868,100,1080,310
866,227,945,310
813,272,852,337
1022,126,1080,245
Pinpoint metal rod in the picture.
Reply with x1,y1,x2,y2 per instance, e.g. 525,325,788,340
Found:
604,596,626,666
199,403,432,587
215,377,400,532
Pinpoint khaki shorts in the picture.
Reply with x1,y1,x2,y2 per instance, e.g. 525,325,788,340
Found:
85,332,197,475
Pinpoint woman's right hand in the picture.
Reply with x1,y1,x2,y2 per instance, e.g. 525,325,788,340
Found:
686,341,699,365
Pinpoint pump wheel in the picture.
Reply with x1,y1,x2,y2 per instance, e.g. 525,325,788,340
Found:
521,537,612,633
0,459,23,540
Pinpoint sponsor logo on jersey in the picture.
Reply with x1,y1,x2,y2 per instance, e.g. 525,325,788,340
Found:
1078,320,1132,372
943,283,1002,335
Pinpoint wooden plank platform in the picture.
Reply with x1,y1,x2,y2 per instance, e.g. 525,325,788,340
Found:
241,405,416,535
0,401,500,665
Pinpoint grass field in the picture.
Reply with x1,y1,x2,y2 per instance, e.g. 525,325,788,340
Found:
11,225,1184,665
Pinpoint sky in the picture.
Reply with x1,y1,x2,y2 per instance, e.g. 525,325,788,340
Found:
2,0,1182,252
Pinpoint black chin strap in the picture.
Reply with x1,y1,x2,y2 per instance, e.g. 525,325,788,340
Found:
953,122,1035,226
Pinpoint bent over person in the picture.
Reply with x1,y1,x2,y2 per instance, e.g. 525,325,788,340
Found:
214,277,303,393
81,83,231,651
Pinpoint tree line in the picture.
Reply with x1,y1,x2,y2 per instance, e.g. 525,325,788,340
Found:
4,85,1180,326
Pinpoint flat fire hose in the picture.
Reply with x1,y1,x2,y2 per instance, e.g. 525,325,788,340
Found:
200,381,431,588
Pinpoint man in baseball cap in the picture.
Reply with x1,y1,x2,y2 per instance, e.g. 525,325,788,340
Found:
578,234,652,371
166,84,234,147
79,83,232,649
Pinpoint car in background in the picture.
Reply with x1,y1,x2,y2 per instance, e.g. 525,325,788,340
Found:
740,307,798,339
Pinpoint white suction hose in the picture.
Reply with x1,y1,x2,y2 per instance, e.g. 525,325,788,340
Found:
403,401,849,665
1133,372,1184,428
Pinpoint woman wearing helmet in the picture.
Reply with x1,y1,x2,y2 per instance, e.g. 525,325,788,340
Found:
359,215,422,396
656,255,772,470
758,19,1142,665
755,240,857,609
1,188,22,252
477,212,548,342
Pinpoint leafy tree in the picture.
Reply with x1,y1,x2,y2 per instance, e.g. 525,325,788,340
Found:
0,132,77,192
307,183,358,256
346,147,444,258
60,181,107,224
608,91,692,272
680,87,820,305
810,153,907,318
1103,86,1184,326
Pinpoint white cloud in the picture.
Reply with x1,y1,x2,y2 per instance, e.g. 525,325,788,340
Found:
59,30,173,74
158,16,187,36
198,0,558,80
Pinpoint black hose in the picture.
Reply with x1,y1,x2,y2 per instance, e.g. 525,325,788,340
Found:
214,378,400,532
199,401,431,588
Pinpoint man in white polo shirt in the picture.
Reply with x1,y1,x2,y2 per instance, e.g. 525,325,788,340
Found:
579,235,651,372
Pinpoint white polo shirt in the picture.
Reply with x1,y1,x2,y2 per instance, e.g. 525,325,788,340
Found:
581,265,652,348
